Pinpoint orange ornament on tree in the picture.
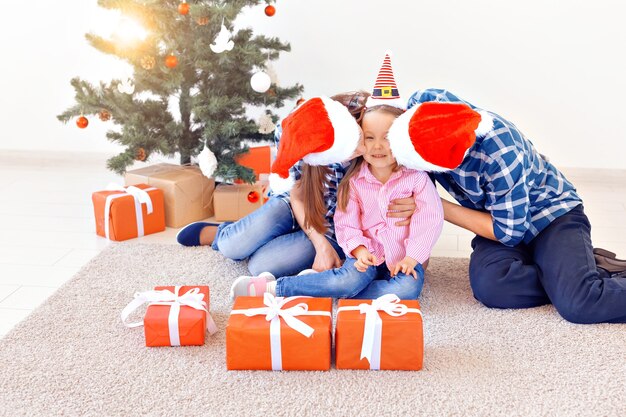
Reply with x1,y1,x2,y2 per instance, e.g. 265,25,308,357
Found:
178,2,190,15
76,116,89,129
264,5,276,16
165,54,178,68
247,191,260,203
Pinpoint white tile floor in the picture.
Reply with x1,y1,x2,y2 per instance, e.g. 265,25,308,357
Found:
0,150,625,337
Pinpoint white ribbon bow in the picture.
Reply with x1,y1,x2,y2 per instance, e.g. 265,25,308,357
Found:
121,286,218,346
230,293,331,370
104,184,156,240
338,294,422,370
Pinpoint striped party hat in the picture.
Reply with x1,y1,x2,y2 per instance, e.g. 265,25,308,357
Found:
365,52,405,109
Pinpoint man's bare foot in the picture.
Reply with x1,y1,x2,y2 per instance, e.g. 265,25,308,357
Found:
199,225,218,246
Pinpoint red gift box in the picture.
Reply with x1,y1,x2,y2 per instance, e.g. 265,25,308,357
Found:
336,294,424,370
92,183,165,241
235,145,272,180
122,285,217,347
226,294,332,370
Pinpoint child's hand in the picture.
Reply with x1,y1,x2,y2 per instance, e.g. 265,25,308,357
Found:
353,247,378,272
391,256,418,279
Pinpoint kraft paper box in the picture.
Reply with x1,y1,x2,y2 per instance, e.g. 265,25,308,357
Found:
125,163,215,228
336,298,424,370
226,296,332,371
92,183,165,241
144,286,210,347
234,145,272,180
213,178,269,222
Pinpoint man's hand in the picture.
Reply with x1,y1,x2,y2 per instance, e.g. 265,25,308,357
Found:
391,256,418,279
388,195,417,226
311,243,342,272
352,246,378,272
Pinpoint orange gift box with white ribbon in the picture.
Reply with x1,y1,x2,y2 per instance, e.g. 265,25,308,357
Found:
336,294,424,370
226,294,332,371
121,285,218,347
92,183,165,241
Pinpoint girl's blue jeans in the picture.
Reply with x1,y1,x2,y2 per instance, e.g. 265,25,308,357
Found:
276,258,425,300
213,196,425,300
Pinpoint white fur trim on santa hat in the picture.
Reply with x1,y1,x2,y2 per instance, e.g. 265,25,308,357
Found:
268,172,296,194
475,110,494,138
302,96,361,165
387,105,453,172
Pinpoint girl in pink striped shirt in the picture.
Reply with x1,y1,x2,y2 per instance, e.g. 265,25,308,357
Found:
330,105,444,298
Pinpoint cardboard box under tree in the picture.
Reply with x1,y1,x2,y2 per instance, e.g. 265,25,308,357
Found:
125,163,215,228
213,177,269,222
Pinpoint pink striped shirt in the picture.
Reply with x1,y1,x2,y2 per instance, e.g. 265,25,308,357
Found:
334,163,443,270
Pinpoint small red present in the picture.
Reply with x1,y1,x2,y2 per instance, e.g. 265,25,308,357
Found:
226,294,332,370
92,183,165,241
122,285,217,347
336,294,424,370
234,145,272,180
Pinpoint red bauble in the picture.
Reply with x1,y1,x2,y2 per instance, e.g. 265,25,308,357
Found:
165,54,178,68
76,116,89,129
247,191,260,203
264,5,276,16
178,2,190,15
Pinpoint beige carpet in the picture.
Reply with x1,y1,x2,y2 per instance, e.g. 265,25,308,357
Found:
1,243,625,417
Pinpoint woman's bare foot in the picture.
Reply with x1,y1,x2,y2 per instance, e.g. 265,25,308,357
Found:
199,225,218,245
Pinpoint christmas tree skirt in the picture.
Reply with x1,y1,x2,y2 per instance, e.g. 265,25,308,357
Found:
1,243,624,416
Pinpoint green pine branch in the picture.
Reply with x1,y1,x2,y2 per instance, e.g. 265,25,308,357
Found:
59,0,302,178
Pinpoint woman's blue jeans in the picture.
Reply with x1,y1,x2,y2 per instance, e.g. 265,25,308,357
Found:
212,196,344,277
276,258,425,300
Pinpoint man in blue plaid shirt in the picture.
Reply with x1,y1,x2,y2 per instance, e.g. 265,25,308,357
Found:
405,88,626,324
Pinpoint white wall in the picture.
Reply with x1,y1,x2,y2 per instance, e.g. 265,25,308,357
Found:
1,0,625,169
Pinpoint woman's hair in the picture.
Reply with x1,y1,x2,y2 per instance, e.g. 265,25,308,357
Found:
336,157,365,212
298,91,370,234
336,105,405,212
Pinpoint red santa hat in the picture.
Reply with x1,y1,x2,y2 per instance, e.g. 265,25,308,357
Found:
387,101,494,171
269,96,361,193
365,52,405,109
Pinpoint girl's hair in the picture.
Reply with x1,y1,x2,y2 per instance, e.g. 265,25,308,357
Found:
298,91,370,234
364,104,405,118
336,105,405,212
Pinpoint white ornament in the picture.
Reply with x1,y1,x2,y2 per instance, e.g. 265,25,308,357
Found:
210,22,234,53
258,114,276,134
198,145,218,178
250,71,271,93
117,78,135,94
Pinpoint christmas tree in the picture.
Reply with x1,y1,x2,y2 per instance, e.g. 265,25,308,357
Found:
58,0,302,183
